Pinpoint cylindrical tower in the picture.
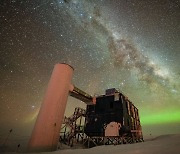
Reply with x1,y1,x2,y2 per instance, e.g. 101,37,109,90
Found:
28,63,74,152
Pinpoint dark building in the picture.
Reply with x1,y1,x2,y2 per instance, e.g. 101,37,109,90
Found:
84,88,143,140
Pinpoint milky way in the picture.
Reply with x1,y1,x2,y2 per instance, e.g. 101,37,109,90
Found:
0,0,180,147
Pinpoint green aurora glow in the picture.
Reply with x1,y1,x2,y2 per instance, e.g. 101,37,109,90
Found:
141,109,180,125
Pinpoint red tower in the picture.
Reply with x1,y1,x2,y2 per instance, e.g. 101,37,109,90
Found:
28,63,74,152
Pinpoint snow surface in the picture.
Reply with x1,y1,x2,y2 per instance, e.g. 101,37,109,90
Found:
2,134,180,154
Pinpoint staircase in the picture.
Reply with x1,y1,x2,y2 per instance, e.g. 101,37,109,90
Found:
60,107,86,146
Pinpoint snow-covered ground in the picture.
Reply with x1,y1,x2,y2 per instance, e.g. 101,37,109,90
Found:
2,134,180,154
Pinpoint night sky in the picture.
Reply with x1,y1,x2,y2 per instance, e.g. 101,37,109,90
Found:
0,0,180,146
